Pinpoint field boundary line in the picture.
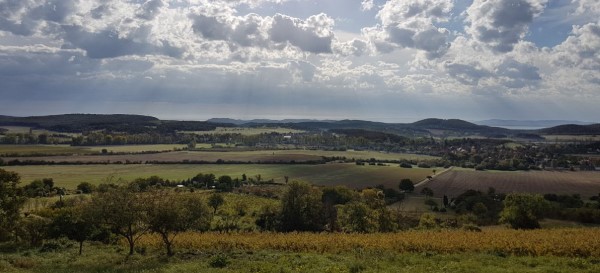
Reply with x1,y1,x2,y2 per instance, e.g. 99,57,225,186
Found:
414,166,454,187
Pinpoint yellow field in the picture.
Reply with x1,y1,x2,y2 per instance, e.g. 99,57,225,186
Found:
137,228,600,257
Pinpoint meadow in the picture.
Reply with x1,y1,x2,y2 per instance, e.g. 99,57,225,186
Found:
3,163,434,190
416,168,600,198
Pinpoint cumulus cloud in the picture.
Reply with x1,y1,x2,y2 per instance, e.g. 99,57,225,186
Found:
361,0,374,11
136,0,164,20
333,38,369,56
552,22,600,71
190,9,335,54
370,0,454,58
269,13,335,54
495,58,541,88
466,0,548,53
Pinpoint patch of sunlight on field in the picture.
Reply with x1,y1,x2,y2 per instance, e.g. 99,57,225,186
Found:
85,144,188,153
183,127,305,135
0,144,89,155
542,135,600,142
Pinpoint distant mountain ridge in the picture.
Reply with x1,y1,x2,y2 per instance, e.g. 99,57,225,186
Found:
207,118,335,125
538,124,600,135
1,114,598,137
475,119,595,128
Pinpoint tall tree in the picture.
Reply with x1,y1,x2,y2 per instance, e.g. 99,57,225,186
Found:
146,191,211,256
0,169,26,241
48,206,100,255
90,187,149,255
399,179,414,192
280,181,324,232
500,193,549,229
208,193,225,214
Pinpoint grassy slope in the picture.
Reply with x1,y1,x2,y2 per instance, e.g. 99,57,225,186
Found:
4,163,434,189
2,247,599,273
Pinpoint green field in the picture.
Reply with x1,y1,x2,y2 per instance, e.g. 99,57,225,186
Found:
3,163,434,190
1,247,598,273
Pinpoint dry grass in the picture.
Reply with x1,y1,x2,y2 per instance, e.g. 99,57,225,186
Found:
137,228,600,257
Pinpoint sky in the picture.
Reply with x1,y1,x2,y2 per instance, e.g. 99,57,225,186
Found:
0,0,599,122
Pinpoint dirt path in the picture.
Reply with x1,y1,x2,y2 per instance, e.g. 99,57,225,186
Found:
413,166,454,187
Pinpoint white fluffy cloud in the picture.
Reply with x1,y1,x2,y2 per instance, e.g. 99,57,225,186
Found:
369,0,454,59
361,0,374,11
466,0,548,53
552,22,600,71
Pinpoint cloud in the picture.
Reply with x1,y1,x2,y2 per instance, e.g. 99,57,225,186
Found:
61,25,184,59
466,0,548,53
333,38,369,56
361,0,374,11
269,13,334,54
552,22,600,71
444,62,491,85
190,9,336,54
136,0,164,20
288,60,316,82
495,58,541,88
370,0,454,58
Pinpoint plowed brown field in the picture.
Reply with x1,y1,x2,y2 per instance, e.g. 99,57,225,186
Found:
415,169,600,198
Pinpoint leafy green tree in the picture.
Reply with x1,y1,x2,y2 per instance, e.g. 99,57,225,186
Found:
280,181,325,231
399,179,414,192
472,202,488,219
0,169,26,241
216,175,233,192
147,191,211,256
208,193,225,214
421,187,434,197
338,202,378,233
48,206,100,255
418,213,438,229
76,182,96,194
90,187,149,255
17,215,50,247
500,193,549,229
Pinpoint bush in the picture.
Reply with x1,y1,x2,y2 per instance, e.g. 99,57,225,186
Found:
76,182,95,194
417,162,431,168
399,162,412,168
209,254,230,268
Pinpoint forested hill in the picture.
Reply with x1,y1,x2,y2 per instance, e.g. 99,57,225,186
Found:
2,114,596,137
0,114,230,133
538,124,600,135
247,118,512,137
